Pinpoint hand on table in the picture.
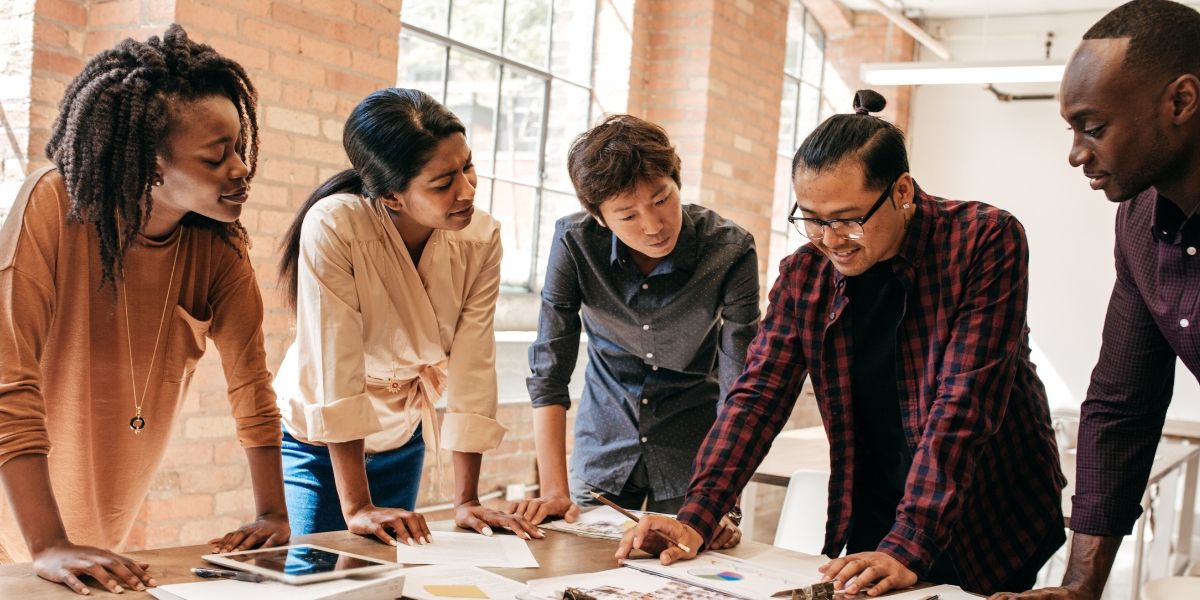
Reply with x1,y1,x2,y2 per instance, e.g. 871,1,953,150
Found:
456,500,544,540
345,505,432,546
208,512,290,553
33,541,156,595
708,515,742,550
509,494,581,525
615,514,703,565
818,551,917,596
987,586,1098,600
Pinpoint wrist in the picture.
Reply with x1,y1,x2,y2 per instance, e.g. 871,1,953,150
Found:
341,501,375,520
29,533,71,555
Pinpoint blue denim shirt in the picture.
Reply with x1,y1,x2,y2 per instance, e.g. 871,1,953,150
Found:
527,204,760,499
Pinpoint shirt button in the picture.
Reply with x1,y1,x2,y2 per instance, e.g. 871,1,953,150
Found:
641,283,649,290
1189,247,1197,256
642,398,649,405
646,352,654,359
643,324,650,330
1182,319,1191,328
651,366,659,371
640,436,648,443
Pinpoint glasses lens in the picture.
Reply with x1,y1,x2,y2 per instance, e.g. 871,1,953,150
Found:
830,221,864,240
798,220,824,239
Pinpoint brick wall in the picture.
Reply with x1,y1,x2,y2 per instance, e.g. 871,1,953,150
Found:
819,10,916,126
0,0,912,551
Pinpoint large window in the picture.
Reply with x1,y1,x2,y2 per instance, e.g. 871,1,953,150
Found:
399,0,597,292
769,0,825,291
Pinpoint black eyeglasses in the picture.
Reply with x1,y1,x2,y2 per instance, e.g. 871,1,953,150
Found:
787,179,898,241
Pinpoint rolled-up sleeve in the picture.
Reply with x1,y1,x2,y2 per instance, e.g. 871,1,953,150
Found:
443,224,507,453
293,205,381,443
526,221,583,410
209,250,282,448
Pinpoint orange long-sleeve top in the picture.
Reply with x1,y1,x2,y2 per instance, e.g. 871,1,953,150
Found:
0,169,281,561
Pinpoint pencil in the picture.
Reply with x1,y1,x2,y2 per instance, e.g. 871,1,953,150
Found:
589,491,693,554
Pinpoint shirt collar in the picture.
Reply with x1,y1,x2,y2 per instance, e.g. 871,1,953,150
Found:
608,207,700,275
1151,188,1200,245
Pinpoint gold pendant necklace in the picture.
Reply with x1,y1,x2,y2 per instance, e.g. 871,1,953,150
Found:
116,216,181,434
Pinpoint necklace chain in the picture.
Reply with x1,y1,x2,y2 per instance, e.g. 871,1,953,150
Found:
116,216,181,434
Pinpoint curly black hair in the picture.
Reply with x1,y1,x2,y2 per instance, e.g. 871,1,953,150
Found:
45,23,259,288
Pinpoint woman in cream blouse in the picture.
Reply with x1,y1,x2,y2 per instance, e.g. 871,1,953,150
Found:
275,88,540,544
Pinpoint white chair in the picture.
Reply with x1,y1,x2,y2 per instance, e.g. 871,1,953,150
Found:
1140,576,1200,600
773,468,831,555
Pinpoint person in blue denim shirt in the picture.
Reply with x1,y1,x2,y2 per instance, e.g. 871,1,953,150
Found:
514,115,759,549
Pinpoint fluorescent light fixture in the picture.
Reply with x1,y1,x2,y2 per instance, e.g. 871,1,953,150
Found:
861,61,1066,86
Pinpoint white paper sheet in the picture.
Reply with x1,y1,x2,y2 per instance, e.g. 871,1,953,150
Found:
395,531,540,568
148,571,405,600
541,506,671,540
622,552,816,600
866,584,977,600
401,564,526,600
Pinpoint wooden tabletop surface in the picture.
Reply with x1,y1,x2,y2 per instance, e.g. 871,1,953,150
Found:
0,521,827,598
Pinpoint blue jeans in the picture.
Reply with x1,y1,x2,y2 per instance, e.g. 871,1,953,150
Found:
281,427,425,535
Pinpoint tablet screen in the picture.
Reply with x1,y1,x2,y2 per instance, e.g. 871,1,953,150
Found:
223,546,383,576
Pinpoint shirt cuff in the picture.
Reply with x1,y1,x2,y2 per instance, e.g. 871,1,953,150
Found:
300,392,382,443
230,389,283,447
441,412,507,453
877,519,937,578
0,419,51,468
676,495,724,548
1069,492,1143,536
527,377,572,409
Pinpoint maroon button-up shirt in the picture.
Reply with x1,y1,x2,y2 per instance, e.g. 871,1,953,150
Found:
678,189,1066,594
1072,189,1200,536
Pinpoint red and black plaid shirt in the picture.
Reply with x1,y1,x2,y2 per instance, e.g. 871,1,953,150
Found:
678,189,1066,594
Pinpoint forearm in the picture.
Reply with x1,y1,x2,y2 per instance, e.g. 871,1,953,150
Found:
244,446,288,518
1061,533,1122,598
0,455,70,553
327,440,374,517
453,451,483,506
532,405,569,496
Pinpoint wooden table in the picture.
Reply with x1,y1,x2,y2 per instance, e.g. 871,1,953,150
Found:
747,425,1200,600
0,521,828,598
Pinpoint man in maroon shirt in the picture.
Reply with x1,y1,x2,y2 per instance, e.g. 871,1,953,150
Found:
1000,2,1200,600
616,89,1065,597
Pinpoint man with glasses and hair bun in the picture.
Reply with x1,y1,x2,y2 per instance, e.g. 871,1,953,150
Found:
617,90,1065,597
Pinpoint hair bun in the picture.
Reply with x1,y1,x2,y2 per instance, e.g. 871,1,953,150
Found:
852,89,887,115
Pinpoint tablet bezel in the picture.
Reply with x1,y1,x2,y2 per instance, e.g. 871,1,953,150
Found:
201,543,399,585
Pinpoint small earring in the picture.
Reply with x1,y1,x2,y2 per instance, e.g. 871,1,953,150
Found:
153,178,163,187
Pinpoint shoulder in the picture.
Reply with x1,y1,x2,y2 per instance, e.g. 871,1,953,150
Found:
445,207,501,246
925,192,1024,244
685,204,755,249
300,192,380,247
22,168,71,226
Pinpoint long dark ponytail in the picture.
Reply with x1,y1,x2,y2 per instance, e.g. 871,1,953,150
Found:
278,88,466,311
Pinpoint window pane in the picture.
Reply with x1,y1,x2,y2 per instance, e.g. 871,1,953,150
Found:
778,79,798,156
475,175,494,213
783,0,804,76
802,12,825,85
446,49,499,176
504,0,551,68
544,80,589,191
798,82,821,143
534,190,582,290
494,69,545,184
402,0,449,34
398,32,447,101
450,0,503,54
491,181,538,288
550,0,595,83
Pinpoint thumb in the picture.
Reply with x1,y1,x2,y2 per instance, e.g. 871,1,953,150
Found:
565,503,581,523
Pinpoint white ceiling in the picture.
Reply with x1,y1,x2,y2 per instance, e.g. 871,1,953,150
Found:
840,0,1152,19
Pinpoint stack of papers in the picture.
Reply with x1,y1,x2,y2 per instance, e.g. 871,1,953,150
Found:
402,565,526,600
522,567,732,600
541,506,670,540
395,530,540,568
622,553,815,600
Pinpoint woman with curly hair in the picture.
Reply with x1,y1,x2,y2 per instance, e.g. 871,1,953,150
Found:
0,25,288,594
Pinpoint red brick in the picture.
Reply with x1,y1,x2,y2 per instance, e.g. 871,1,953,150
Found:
31,49,82,77
241,18,300,53
208,35,270,70
90,0,143,28
38,0,86,27
142,493,214,521
175,1,238,33
270,1,325,35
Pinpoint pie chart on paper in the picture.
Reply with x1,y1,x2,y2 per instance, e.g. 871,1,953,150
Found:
688,568,745,581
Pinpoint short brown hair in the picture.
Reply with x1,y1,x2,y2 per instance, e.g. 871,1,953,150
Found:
566,114,682,218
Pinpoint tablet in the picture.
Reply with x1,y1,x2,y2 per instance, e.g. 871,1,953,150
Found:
202,544,400,585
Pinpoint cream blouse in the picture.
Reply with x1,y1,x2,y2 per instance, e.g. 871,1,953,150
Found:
275,193,506,455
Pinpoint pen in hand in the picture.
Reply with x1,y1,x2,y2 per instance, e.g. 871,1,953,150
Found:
191,567,265,583
589,491,693,554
